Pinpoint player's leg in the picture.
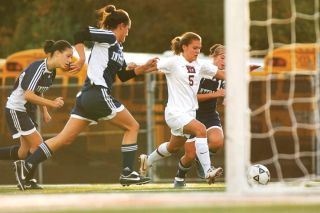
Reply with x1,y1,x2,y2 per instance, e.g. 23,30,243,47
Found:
183,119,222,184
14,117,89,190
195,127,224,179
109,108,150,185
139,135,187,177
174,140,196,188
16,133,43,190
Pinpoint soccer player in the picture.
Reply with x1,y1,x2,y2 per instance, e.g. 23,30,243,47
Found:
13,4,157,190
139,32,224,184
174,44,226,188
0,40,72,189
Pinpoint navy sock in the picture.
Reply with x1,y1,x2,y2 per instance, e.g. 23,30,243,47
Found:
25,143,52,170
121,144,137,175
176,160,191,178
0,144,20,160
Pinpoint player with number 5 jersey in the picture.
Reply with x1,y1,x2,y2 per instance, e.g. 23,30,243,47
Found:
139,32,225,184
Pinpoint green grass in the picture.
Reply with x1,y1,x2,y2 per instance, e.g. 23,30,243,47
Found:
0,183,225,194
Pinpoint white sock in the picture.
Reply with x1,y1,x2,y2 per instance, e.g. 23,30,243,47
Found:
195,138,211,177
147,142,171,166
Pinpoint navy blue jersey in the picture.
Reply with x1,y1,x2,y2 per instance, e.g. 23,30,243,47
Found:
197,77,225,114
6,59,56,113
79,26,127,92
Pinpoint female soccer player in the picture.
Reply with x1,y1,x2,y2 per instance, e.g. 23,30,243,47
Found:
139,32,224,184
173,44,226,188
13,4,157,190
0,40,72,189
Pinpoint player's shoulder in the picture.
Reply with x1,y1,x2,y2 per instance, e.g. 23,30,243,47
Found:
88,26,116,41
24,59,46,72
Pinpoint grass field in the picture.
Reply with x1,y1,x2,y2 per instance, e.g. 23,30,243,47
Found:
0,183,320,213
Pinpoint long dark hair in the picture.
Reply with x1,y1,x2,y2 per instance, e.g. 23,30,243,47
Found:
44,40,72,56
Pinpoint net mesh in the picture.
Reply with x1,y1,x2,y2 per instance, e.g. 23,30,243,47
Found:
249,0,320,182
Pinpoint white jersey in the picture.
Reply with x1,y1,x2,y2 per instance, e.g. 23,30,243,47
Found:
158,55,218,113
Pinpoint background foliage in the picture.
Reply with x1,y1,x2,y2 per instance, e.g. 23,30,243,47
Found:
0,0,318,58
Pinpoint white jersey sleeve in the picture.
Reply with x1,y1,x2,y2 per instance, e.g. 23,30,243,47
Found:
157,57,176,74
199,63,218,79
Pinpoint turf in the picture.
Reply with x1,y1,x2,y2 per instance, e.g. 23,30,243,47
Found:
0,183,225,194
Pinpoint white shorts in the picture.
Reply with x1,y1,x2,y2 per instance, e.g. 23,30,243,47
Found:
165,108,196,138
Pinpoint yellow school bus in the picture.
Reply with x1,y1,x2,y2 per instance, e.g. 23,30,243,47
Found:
251,43,319,76
2,49,87,86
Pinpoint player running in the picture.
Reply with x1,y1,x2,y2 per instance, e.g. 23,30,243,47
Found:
13,4,157,190
0,40,72,189
173,44,226,188
139,32,224,184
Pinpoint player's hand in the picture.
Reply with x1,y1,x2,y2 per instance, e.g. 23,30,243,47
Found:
214,89,225,98
144,57,159,73
68,59,85,74
52,97,64,108
43,111,52,123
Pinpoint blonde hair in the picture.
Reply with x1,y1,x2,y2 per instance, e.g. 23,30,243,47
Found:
209,44,225,57
171,32,201,55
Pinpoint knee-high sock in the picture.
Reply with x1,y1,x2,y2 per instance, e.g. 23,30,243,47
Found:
121,144,137,175
147,142,171,166
195,138,211,177
176,160,191,179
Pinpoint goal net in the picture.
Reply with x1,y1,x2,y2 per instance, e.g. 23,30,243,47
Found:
226,0,320,194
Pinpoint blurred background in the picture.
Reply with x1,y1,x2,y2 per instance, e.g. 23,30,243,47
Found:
0,0,319,184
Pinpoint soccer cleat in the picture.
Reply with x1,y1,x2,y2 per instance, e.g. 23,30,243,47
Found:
13,160,30,191
119,170,151,186
17,179,43,190
195,157,205,179
139,154,149,177
173,177,186,189
205,167,223,185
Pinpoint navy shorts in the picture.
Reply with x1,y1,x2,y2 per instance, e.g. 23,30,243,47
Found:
5,108,37,139
196,111,222,129
71,86,124,125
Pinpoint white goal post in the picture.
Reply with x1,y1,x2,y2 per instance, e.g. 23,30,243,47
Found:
225,0,251,194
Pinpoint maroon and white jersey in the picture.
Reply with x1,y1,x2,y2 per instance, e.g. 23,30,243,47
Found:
158,55,218,113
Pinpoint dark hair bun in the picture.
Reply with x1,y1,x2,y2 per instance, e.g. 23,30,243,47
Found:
105,5,116,13
44,40,55,54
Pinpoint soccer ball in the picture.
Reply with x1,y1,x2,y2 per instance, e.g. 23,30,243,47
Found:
247,164,270,185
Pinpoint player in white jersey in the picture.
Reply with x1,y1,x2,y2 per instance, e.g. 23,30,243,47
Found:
13,4,157,190
0,40,72,189
139,32,225,184
173,44,226,188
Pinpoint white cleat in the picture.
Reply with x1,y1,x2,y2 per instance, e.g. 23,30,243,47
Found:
139,154,149,177
206,167,223,185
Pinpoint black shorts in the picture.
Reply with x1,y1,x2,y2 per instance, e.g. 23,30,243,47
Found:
5,108,37,139
71,86,124,125
196,111,222,129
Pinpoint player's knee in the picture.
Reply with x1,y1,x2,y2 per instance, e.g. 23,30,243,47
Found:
209,138,224,151
194,123,207,138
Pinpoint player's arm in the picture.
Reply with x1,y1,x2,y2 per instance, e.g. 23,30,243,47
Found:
24,90,64,109
117,58,158,82
197,89,225,102
39,93,52,123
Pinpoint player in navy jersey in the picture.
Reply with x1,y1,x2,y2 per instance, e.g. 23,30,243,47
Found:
0,40,73,189
13,4,157,190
